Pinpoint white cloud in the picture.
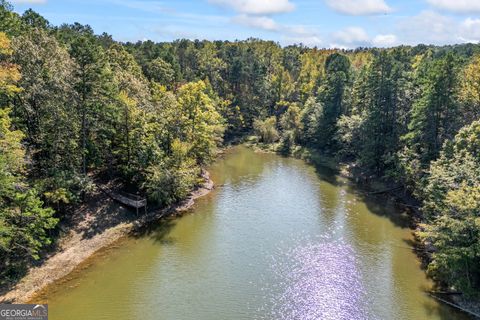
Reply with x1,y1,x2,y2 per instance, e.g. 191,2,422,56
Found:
286,34,323,47
372,34,398,47
325,0,392,15
459,18,480,43
397,11,456,45
231,15,322,46
11,0,46,3
395,11,480,45
282,25,322,46
232,14,279,31
332,27,370,47
209,0,295,15
426,0,480,13
329,27,399,48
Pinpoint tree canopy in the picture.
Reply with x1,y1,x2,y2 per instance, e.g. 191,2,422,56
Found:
0,2,479,295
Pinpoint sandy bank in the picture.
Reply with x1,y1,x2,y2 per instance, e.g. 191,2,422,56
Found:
0,171,214,304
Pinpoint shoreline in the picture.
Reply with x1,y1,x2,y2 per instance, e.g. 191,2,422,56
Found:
0,171,214,304
247,140,419,212
247,141,480,317
2,144,478,317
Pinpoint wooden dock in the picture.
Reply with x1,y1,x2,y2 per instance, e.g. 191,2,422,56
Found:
99,186,147,215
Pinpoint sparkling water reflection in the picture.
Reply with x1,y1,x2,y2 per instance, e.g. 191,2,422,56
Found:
42,146,471,320
257,236,373,320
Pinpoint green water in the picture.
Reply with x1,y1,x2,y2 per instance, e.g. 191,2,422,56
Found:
39,146,470,320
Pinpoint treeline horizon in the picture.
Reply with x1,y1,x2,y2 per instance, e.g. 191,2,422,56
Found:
0,0,479,298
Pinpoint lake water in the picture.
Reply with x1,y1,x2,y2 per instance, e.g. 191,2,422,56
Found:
39,146,470,320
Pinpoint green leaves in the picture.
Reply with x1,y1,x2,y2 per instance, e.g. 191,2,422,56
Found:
404,53,459,167
144,57,175,87
176,80,225,164
143,140,198,206
1,3,480,295
254,116,279,144
420,121,480,295
0,105,57,280
316,53,351,150
13,29,80,182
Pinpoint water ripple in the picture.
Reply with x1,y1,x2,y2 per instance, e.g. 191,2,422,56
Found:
256,236,374,320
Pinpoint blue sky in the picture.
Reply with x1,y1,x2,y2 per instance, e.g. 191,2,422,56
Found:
10,0,480,48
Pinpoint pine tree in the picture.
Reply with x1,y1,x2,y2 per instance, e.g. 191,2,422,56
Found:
316,53,351,150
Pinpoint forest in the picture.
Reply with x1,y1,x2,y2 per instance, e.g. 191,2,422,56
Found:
0,0,479,298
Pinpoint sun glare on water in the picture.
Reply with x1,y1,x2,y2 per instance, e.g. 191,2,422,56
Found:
256,236,373,320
